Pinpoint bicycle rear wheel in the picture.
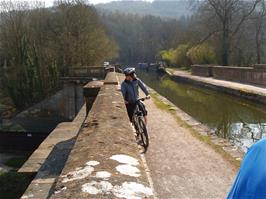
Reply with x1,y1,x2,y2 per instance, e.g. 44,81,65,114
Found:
138,117,149,150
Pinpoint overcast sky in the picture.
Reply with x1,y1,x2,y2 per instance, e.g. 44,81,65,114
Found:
0,0,154,7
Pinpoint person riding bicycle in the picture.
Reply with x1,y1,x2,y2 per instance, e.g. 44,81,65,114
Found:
121,67,150,124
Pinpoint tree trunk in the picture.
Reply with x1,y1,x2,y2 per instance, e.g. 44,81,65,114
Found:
222,23,230,66
256,31,261,64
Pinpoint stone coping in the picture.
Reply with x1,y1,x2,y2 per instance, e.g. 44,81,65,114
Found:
83,80,104,89
191,64,214,67
104,71,118,85
212,65,253,70
83,80,104,98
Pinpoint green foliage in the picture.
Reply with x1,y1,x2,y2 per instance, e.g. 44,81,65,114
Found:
187,43,217,65
0,1,118,109
0,171,34,199
160,44,190,67
160,49,176,66
100,12,188,64
161,43,217,67
51,1,118,71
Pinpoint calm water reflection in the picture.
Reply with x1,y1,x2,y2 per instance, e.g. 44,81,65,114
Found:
138,70,266,151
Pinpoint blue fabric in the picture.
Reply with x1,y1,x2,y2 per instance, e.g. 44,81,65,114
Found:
121,78,149,104
227,137,266,199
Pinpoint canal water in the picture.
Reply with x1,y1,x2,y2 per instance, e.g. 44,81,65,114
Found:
137,70,266,152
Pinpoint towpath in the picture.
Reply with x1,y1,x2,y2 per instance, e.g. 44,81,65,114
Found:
143,96,236,199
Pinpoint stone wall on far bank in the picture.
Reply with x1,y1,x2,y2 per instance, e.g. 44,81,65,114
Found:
191,64,266,86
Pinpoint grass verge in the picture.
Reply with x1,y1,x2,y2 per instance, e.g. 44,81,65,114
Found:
151,92,241,170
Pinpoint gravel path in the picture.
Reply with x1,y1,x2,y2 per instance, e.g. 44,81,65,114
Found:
144,98,236,199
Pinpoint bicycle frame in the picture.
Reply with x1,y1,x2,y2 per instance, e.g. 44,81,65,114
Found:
132,102,144,132
131,98,149,152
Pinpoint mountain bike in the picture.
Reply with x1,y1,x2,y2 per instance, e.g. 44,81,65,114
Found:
132,97,149,152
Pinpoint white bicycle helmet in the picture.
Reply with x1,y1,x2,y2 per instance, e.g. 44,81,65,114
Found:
124,67,136,76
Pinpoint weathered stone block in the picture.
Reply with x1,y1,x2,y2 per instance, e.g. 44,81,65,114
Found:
83,80,103,114
104,71,118,85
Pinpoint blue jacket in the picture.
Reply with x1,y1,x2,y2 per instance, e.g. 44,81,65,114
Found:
227,137,266,199
121,78,149,104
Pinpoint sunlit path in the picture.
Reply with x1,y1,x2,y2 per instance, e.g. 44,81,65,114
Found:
144,97,236,199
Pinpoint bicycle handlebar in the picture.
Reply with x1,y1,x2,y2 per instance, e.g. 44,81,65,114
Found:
137,96,150,101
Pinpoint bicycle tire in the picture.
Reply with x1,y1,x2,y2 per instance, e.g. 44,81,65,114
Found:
138,117,149,150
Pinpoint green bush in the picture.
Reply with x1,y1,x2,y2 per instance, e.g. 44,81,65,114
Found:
187,43,217,65
160,44,190,67
160,49,175,66
174,44,190,67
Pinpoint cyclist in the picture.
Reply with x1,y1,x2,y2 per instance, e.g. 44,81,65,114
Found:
121,67,150,124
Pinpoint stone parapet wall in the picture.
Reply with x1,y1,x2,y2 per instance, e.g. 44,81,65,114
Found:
212,66,266,85
254,64,266,71
191,65,213,77
48,72,153,198
191,65,266,86
20,72,154,199
212,66,253,82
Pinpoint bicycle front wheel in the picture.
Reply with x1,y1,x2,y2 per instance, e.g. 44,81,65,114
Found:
138,117,149,150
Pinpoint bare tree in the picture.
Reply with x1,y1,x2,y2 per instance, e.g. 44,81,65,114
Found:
0,0,118,108
198,0,262,65
254,0,266,64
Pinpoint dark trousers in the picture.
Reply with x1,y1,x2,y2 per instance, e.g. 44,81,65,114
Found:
126,102,148,122
126,103,135,122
